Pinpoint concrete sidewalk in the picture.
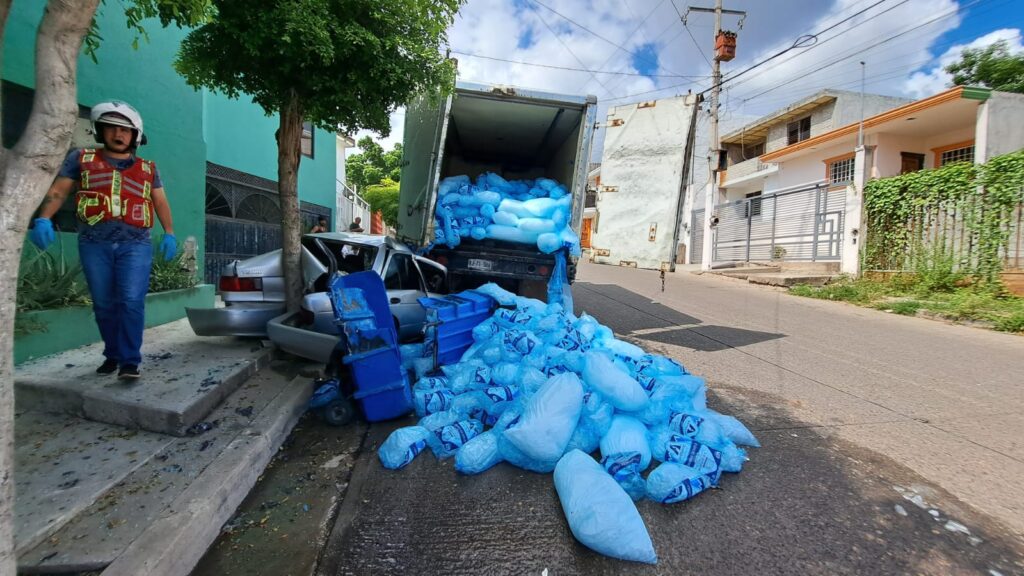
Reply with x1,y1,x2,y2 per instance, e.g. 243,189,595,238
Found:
575,260,1024,538
13,319,316,575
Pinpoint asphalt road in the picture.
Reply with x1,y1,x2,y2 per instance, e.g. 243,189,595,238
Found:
314,262,1024,576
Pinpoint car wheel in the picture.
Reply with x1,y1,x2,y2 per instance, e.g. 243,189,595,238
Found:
321,398,355,426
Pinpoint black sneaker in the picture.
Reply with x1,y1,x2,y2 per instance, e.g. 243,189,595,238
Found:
118,365,141,380
96,358,119,375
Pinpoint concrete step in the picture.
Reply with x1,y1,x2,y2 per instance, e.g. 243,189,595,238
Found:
13,413,173,556
715,266,782,280
16,364,314,575
746,273,836,287
14,319,272,436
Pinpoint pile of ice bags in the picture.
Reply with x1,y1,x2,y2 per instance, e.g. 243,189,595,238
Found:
383,283,759,564
433,173,582,256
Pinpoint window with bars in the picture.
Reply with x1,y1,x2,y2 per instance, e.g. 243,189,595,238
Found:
301,121,314,158
828,157,855,185
744,191,762,218
787,116,811,145
939,144,974,166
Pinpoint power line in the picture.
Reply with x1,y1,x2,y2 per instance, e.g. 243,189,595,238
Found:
581,0,669,93
723,0,911,92
451,50,708,78
738,0,987,103
603,79,703,103
531,6,618,98
672,0,712,67
601,17,695,100
530,0,686,78
739,0,1016,105
710,0,892,93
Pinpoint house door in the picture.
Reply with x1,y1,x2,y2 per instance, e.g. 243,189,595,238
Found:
581,217,593,249
900,152,925,174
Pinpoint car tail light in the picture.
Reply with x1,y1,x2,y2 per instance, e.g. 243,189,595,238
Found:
219,276,260,292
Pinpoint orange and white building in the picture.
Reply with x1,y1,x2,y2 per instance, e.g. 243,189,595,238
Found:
693,86,1024,275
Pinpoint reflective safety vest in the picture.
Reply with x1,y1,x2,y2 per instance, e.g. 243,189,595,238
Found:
75,148,156,228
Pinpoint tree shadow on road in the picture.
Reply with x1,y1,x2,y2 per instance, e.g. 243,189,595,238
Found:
575,281,785,352
574,282,701,330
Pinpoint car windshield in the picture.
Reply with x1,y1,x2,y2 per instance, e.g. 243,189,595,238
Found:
302,237,378,275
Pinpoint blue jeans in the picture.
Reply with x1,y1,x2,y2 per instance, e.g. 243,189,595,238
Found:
79,238,152,366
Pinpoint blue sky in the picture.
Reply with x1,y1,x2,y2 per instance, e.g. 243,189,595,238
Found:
354,0,1024,152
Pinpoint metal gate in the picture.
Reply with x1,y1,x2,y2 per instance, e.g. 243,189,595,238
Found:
712,184,844,263
690,208,705,264
204,162,331,284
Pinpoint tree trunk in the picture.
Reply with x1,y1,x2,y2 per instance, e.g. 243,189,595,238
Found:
277,90,304,312
0,0,101,570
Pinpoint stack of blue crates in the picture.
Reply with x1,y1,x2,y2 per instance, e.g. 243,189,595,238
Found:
418,290,497,368
328,271,413,421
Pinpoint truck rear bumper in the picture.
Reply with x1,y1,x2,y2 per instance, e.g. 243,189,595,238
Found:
431,244,556,284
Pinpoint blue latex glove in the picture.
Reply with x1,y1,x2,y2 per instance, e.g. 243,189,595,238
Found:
159,233,177,260
29,218,54,251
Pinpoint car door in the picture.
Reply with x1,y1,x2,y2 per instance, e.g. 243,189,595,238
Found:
415,256,449,297
382,252,427,339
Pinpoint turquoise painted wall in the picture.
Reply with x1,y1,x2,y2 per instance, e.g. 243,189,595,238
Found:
203,91,337,216
4,2,207,271
5,4,339,262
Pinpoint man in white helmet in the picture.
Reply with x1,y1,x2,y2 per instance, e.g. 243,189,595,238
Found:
30,100,176,380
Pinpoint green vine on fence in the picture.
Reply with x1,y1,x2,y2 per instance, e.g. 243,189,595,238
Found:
863,149,1024,285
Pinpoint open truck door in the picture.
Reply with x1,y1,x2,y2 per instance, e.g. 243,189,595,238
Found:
397,92,453,247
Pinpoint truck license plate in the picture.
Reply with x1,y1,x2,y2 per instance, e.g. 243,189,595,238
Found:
468,258,494,271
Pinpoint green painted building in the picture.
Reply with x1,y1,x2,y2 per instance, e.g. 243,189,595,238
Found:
6,5,338,362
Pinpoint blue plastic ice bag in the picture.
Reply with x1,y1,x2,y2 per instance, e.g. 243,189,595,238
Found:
430,419,484,459
503,372,584,462
601,451,647,501
554,450,658,564
600,415,652,470
582,351,649,412
646,463,716,504
378,426,431,470
455,430,503,475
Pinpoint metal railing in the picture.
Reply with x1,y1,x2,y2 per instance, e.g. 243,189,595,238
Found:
712,183,844,262
691,208,705,264
864,196,1024,273
723,156,776,182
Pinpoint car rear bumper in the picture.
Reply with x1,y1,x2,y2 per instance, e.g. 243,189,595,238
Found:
266,311,340,363
186,303,285,337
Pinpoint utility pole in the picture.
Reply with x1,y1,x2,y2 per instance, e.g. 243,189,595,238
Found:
684,1,744,271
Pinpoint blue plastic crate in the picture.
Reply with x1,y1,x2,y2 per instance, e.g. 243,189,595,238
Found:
328,272,413,421
418,290,497,367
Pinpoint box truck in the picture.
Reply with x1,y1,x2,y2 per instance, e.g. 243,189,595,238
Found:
397,81,597,294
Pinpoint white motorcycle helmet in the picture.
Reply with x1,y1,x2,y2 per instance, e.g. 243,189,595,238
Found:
91,100,147,147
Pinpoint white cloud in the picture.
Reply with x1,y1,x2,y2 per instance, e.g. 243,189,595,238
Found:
346,0,1010,161
902,28,1024,99
348,109,405,158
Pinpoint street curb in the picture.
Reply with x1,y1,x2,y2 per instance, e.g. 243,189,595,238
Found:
99,375,313,576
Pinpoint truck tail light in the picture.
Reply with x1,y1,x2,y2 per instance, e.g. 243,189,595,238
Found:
434,255,448,267
219,276,260,292
537,266,550,276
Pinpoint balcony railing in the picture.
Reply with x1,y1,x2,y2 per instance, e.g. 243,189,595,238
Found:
724,157,776,182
